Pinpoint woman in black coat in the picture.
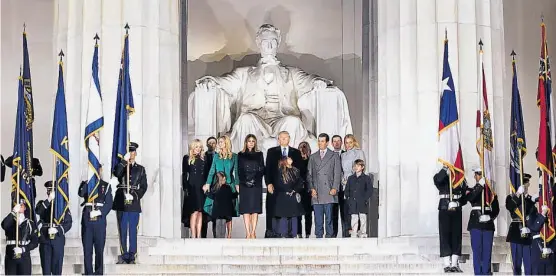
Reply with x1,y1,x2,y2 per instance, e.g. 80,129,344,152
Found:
238,134,265,239
273,157,305,238
181,139,207,238
297,141,312,238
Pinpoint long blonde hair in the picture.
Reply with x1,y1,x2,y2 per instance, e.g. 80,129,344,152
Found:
218,136,233,159
188,139,205,164
344,134,360,150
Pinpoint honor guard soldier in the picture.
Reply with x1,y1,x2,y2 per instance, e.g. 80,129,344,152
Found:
505,173,535,275
78,166,114,275
467,166,500,275
112,142,148,264
527,202,553,275
4,155,43,206
35,181,72,275
433,167,468,273
2,200,39,275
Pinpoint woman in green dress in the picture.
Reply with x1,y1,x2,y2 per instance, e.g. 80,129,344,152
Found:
203,135,239,238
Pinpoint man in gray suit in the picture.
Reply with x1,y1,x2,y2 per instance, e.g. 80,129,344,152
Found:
307,133,342,238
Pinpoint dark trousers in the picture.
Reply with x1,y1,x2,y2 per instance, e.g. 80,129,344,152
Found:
438,210,462,257
332,203,339,237
278,217,298,238
4,254,31,275
510,243,531,275
265,193,276,236
297,212,312,237
338,191,351,237
531,241,555,275
82,220,106,275
39,237,66,275
117,211,140,262
200,214,216,238
470,229,494,275
314,203,333,238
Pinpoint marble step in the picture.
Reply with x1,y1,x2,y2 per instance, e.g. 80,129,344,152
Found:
27,246,149,257
27,253,511,265
0,263,514,275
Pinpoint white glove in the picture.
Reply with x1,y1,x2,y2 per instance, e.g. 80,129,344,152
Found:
48,227,58,235
124,152,131,161
479,214,491,222
520,227,531,235
48,192,55,201
90,210,102,218
542,247,553,255
532,195,539,202
448,201,459,209
13,247,23,255
12,204,21,214
478,178,486,186
125,193,134,201
516,185,525,195
542,205,550,216
17,214,26,225
109,177,120,186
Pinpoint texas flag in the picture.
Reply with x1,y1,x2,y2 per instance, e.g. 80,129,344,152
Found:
438,36,465,188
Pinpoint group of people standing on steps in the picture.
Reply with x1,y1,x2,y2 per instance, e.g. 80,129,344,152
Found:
181,131,374,239
435,162,556,275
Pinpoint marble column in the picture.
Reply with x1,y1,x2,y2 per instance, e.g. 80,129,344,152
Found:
377,0,509,237
53,0,181,238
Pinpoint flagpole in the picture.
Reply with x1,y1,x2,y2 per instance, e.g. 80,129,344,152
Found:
125,24,131,205
518,146,527,230
479,40,485,214
50,156,57,239
444,28,454,203
541,170,548,251
15,166,20,257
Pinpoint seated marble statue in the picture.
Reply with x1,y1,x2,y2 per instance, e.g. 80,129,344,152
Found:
192,24,352,152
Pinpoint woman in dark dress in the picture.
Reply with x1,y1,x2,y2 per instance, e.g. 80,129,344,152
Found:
274,157,305,238
297,141,312,238
181,139,206,238
238,134,265,239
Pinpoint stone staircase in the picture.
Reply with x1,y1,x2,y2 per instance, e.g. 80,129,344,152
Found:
0,235,513,275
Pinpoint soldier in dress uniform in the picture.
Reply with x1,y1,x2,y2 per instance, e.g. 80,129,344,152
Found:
112,142,148,264
2,200,39,275
35,181,72,275
4,155,43,209
467,166,500,275
78,166,114,275
433,167,468,273
505,173,535,275
527,201,553,275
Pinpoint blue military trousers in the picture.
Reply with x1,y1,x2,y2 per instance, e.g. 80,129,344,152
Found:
510,243,531,275
531,241,555,275
470,229,494,275
39,237,66,275
81,219,106,275
117,211,140,262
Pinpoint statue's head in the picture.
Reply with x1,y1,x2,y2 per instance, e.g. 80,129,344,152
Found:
255,24,281,58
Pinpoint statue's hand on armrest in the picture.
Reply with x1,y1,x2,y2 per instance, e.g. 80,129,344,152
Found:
195,76,218,91
312,78,332,90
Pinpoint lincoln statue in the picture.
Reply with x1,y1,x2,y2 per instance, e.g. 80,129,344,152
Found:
193,24,352,151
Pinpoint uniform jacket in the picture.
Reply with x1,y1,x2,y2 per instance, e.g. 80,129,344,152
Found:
307,149,342,205
345,173,373,214
35,199,72,243
505,194,535,244
112,160,147,213
78,179,113,223
273,167,305,218
466,183,500,231
526,206,556,250
2,212,38,259
433,169,468,211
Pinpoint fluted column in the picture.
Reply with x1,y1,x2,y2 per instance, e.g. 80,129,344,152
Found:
378,0,508,237
53,0,181,238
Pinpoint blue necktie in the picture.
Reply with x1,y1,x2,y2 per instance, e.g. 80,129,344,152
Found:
282,147,287,157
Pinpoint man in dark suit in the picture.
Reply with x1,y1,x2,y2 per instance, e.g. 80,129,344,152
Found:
265,131,304,238
331,135,347,237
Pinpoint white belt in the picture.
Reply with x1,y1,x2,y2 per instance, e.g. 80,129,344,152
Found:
440,194,461,199
6,240,30,245
533,234,541,239
472,206,491,211
84,203,104,207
